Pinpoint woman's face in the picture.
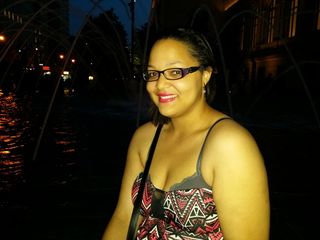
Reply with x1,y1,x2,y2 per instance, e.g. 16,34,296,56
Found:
146,38,211,119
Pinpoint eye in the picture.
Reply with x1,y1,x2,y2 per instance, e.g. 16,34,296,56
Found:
167,68,182,77
147,71,158,79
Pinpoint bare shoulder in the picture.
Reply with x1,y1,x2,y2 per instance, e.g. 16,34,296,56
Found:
204,118,270,239
204,118,264,169
208,118,256,146
128,121,158,163
131,121,158,144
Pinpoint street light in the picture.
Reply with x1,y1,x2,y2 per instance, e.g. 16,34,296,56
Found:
0,34,6,42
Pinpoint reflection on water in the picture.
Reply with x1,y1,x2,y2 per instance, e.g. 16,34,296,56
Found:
0,90,29,191
48,103,78,185
0,89,79,192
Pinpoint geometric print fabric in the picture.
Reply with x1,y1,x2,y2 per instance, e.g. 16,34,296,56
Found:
132,174,224,239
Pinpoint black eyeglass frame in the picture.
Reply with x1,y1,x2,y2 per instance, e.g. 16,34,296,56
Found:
143,66,202,82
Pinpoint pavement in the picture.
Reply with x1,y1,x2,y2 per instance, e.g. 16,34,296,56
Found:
1,93,319,240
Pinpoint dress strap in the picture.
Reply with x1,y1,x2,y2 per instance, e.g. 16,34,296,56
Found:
196,117,231,174
127,124,163,240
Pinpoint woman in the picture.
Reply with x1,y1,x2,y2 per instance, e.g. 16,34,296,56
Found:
102,28,270,239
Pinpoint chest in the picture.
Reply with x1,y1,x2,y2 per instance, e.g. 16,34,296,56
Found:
148,132,206,191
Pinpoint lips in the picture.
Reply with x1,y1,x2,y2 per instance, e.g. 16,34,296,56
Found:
157,93,177,103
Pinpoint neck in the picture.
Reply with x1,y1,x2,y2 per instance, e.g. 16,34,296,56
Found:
167,102,216,135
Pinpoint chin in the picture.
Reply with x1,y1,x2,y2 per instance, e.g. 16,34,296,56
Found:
159,108,181,119
158,108,174,118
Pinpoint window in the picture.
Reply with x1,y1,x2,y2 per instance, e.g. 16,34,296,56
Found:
252,15,259,48
289,0,299,37
317,0,320,30
268,0,277,43
240,17,245,50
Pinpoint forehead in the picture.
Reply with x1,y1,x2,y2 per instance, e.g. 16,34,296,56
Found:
149,39,197,66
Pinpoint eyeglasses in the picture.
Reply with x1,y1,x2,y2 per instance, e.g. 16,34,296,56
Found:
143,66,202,82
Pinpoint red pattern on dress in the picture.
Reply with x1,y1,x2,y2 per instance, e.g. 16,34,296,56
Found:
131,175,224,240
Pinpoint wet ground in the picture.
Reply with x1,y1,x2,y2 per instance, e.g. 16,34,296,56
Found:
1,93,319,240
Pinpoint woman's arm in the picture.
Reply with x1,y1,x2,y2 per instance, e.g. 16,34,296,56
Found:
101,123,156,240
208,121,270,240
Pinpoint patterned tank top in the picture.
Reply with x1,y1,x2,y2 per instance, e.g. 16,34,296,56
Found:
131,118,229,239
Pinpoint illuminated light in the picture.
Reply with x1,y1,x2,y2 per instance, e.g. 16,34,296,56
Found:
59,54,64,59
224,0,239,11
8,121,17,127
0,150,11,155
42,66,50,71
56,140,72,145
88,75,94,81
0,135,10,140
63,71,69,75
0,160,22,166
0,35,5,42
63,149,76,153
71,59,76,63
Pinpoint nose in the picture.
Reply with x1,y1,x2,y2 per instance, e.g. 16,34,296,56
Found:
156,72,170,89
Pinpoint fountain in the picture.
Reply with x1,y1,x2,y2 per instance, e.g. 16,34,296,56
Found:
0,1,319,239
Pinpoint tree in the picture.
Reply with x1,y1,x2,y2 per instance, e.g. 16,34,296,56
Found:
74,8,131,99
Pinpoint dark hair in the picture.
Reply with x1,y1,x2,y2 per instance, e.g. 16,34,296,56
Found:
146,28,218,125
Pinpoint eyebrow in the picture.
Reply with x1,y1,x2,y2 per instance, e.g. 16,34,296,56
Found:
148,61,183,68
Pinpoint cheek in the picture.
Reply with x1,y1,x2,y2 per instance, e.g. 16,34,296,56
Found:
176,81,199,95
146,82,155,94
146,82,158,100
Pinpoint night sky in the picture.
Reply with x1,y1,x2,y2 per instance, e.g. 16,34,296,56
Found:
69,0,152,36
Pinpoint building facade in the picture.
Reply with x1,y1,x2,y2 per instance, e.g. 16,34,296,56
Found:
238,0,320,95
152,0,320,116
